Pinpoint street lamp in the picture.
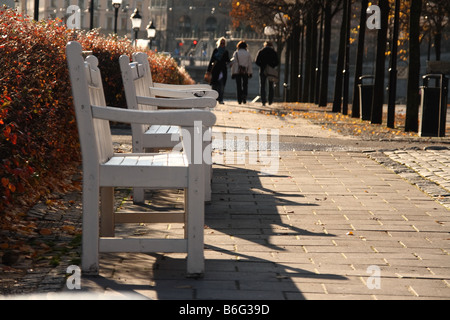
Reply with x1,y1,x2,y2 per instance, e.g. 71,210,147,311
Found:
130,8,142,48
146,21,156,50
112,0,122,34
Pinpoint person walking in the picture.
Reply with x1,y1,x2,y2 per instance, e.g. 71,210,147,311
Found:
207,37,230,104
255,41,279,106
231,41,253,104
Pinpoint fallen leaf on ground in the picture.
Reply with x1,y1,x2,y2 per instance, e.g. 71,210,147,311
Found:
39,228,52,236
62,225,76,232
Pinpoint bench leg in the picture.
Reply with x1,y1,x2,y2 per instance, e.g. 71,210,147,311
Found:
185,163,205,277
82,182,100,275
132,134,146,204
203,127,212,202
133,188,145,204
100,187,115,237
204,163,212,203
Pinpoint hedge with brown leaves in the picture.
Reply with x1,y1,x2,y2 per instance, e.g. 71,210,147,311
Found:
0,8,194,218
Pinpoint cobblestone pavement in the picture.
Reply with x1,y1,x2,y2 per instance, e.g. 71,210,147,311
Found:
386,148,450,190
2,101,450,300
382,148,450,208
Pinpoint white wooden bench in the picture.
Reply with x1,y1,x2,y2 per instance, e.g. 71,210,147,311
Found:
132,52,219,100
119,54,216,152
119,54,215,203
66,41,215,276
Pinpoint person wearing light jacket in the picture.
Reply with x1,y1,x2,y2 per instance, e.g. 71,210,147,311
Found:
231,41,253,104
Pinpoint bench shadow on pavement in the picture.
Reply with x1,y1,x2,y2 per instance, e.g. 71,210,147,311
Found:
82,164,347,300
208,165,336,248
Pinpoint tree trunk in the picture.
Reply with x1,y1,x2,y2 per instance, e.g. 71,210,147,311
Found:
308,4,319,103
387,0,400,128
351,0,368,118
342,0,351,115
315,8,324,104
275,36,284,98
405,0,422,132
435,31,441,61
318,0,332,107
371,0,390,124
289,25,301,102
303,11,313,102
284,35,291,102
299,24,304,101
332,0,348,113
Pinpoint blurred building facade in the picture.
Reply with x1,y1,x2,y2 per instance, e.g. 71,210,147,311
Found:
9,0,236,53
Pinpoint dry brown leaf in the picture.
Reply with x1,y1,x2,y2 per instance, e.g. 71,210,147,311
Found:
39,228,52,236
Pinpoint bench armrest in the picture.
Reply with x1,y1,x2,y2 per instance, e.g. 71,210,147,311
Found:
149,87,219,99
136,96,216,109
91,105,216,127
153,83,212,90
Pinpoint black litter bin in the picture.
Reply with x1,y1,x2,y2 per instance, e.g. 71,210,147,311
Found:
358,75,374,121
419,74,449,137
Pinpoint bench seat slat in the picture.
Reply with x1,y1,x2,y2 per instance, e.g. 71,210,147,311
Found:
104,153,186,167
155,125,171,134
145,125,179,135
147,125,161,134
169,152,187,166
105,156,125,166
119,156,139,166
167,126,180,134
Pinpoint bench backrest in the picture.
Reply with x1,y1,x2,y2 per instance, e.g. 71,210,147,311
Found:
119,54,154,144
132,52,157,90
132,52,212,91
66,41,114,166
119,54,155,111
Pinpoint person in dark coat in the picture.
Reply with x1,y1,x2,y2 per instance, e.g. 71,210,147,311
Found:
255,41,279,106
207,37,230,104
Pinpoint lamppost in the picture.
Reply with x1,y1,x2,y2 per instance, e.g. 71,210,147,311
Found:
130,8,142,48
89,0,94,30
146,21,156,50
34,0,39,20
112,0,122,34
